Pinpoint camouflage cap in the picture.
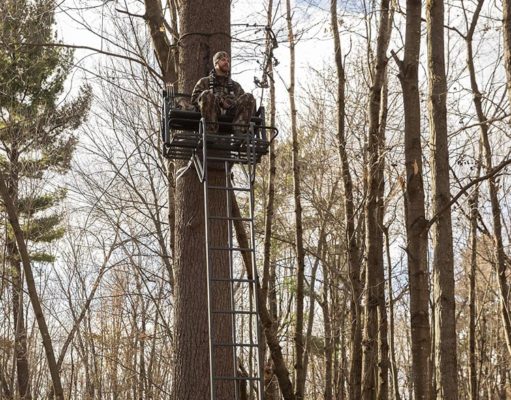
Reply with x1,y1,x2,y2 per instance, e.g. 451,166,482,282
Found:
213,51,229,66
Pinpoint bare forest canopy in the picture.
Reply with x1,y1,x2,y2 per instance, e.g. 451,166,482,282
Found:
1,0,511,399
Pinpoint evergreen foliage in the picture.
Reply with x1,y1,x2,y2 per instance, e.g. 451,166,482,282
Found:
0,0,91,262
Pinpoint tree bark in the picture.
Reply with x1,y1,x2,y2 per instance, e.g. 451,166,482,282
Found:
384,227,401,400
330,1,363,398
303,182,337,398
426,0,458,397
144,0,233,398
503,0,511,109
285,1,306,398
8,242,31,400
376,74,390,400
262,0,277,315
392,0,432,398
261,0,279,396
361,0,392,398
323,262,334,400
0,173,64,400
468,183,480,400
2,156,32,400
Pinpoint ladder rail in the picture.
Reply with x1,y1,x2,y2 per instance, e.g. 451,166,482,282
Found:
202,119,217,400
225,160,241,400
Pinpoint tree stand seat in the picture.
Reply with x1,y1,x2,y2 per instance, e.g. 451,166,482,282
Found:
161,91,277,163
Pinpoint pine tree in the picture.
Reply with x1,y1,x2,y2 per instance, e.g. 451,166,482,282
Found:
0,1,91,397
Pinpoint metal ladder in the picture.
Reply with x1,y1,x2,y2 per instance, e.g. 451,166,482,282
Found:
193,118,265,400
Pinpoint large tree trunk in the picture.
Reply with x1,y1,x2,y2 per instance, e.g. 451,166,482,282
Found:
393,1,432,398
144,1,233,398
361,0,392,398
330,1,363,397
426,0,458,398
174,0,233,394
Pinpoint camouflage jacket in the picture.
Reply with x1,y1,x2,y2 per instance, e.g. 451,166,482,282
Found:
191,70,245,108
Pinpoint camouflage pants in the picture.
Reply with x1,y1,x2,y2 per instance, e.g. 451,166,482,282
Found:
198,90,256,134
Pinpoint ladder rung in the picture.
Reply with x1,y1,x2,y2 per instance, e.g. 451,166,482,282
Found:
212,310,257,315
206,156,254,163
209,247,254,252
208,216,253,222
207,185,251,192
213,376,261,381
211,278,256,283
213,343,259,347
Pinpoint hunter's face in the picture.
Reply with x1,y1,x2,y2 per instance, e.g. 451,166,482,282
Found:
216,56,230,74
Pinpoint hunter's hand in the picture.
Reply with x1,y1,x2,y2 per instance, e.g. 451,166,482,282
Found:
221,97,234,110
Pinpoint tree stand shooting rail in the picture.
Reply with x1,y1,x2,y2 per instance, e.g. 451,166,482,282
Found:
161,88,278,400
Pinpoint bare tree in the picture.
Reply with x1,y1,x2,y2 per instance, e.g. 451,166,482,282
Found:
427,0,458,397
261,1,281,398
392,0,431,397
330,1,363,397
284,1,307,399
361,0,393,398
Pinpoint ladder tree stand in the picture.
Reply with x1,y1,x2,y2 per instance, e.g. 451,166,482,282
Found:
162,88,278,400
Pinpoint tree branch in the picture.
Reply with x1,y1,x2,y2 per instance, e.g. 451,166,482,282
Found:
3,41,163,81
427,157,511,229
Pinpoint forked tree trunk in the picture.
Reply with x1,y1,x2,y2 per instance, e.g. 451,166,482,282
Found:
393,0,431,398
426,0,458,398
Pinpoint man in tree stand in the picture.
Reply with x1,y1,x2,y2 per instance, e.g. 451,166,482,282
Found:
191,51,256,134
